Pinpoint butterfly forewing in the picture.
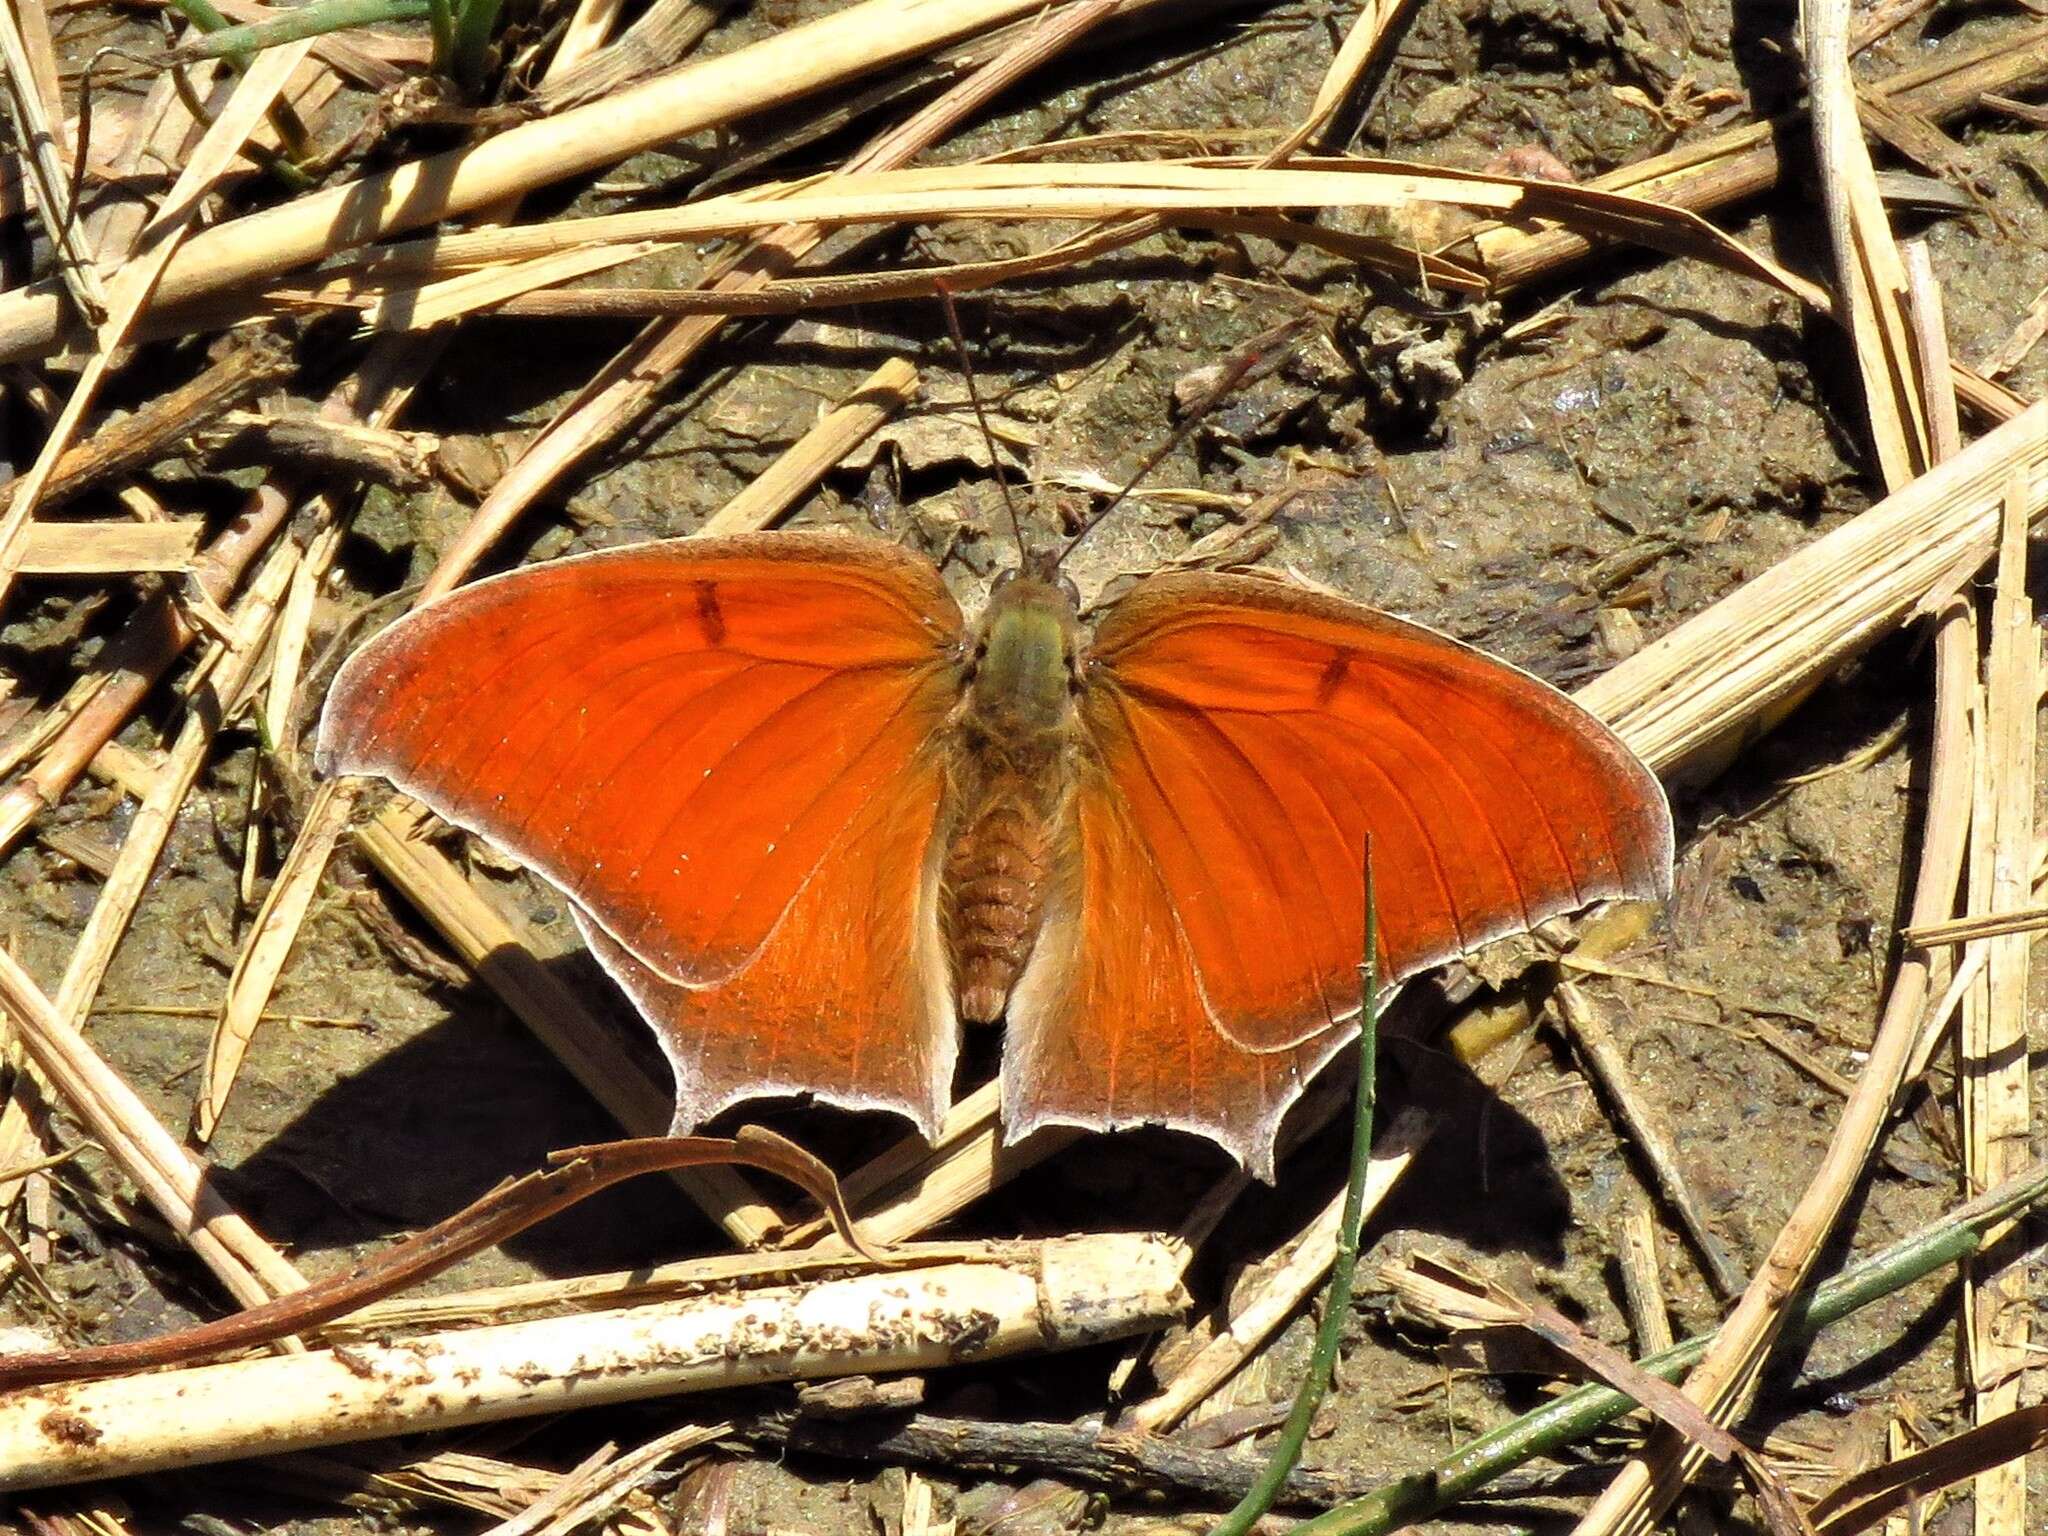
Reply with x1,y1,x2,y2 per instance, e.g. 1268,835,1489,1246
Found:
318,532,968,1128
1002,572,1672,1173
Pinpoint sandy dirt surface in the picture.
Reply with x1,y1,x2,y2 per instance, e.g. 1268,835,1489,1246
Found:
2,0,2044,1530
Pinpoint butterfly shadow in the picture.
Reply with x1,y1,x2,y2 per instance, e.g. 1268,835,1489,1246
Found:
215,964,715,1279
1365,1029,1575,1268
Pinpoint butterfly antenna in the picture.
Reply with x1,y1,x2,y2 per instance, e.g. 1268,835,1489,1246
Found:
1054,316,1309,571
935,283,1030,568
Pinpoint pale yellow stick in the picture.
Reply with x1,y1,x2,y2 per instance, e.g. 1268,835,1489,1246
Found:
1803,0,1930,486
15,522,199,575
1269,0,1418,159
0,1234,1187,1492
196,778,356,1140
699,357,919,536
1958,471,2035,1536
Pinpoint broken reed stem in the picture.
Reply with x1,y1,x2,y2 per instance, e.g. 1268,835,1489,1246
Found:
0,1234,1188,1491
330,1237,1030,1332
1903,906,2048,947
195,777,355,1140
1292,1159,2048,1536
1615,1191,1674,1354
15,522,200,576
0,0,106,325
698,357,919,537
1803,0,1931,490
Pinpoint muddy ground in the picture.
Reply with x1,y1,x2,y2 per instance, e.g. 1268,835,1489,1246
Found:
3,0,2046,1530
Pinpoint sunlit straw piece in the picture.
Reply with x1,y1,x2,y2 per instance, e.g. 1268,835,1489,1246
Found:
0,1233,1188,1492
14,522,199,575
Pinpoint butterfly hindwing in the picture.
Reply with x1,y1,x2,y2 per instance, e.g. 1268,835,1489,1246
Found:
573,722,958,1135
1002,762,1344,1180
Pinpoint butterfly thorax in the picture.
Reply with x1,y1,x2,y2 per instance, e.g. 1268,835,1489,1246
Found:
942,574,1086,1024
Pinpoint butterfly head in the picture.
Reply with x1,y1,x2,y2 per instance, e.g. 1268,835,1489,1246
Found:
966,567,1085,735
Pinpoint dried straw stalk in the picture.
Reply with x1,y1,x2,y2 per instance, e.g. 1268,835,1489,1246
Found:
1957,472,2036,1536
1268,0,1415,158
0,0,1086,363
14,522,199,575
1614,1192,1674,1354
0,39,315,608
333,1237,1030,1333
1552,984,1742,1299
699,357,920,537
48,536,297,1035
0,1233,1187,1492
315,162,1799,277
1803,0,1931,488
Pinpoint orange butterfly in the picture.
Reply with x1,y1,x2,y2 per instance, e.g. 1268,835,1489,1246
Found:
319,531,1671,1177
